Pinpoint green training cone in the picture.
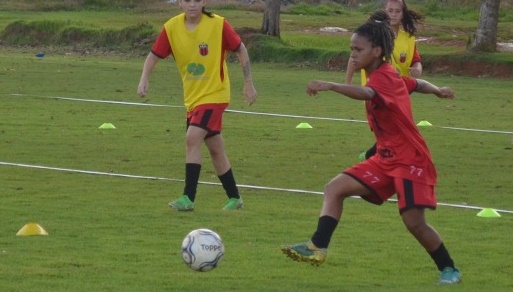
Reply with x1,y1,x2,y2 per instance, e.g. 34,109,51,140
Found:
99,123,116,129
477,208,501,218
417,120,432,126
296,122,313,129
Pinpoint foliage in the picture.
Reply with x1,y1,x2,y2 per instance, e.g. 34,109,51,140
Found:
0,0,164,11
247,33,345,65
1,20,155,51
0,2,512,74
287,2,350,15
419,0,479,20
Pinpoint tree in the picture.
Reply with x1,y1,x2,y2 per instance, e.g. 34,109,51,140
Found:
261,0,281,37
468,0,500,52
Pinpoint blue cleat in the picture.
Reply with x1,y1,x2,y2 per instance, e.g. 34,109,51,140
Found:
438,267,461,285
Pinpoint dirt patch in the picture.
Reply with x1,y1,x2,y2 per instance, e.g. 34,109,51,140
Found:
427,59,513,78
236,27,262,45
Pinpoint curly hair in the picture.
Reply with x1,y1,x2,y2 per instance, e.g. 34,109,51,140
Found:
355,10,395,63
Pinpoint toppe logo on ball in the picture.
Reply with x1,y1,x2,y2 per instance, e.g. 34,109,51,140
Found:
181,228,225,272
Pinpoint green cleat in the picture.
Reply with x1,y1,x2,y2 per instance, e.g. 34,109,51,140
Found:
168,195,194,211
438,267,461,285
222,198,244,210
281,241,327,266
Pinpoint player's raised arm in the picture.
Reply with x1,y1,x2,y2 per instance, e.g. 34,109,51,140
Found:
306,80,375,100
415,79,455,99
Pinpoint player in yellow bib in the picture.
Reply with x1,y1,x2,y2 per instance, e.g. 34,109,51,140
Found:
345,0,423,160
137,0,257,211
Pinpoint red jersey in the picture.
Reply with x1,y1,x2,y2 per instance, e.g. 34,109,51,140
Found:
365,62,437,185
412,44,421,64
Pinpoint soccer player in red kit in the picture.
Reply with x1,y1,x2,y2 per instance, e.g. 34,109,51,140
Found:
281,10,461,285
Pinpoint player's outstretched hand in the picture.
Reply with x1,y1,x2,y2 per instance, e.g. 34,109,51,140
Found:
306,80,331,97
437,87,455,99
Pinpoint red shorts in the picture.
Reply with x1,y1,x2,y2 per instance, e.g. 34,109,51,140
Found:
343,159,437,214
186,103,228,138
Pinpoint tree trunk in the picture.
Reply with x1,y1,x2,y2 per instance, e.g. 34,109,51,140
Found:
261,0,281,37
469,0,500,52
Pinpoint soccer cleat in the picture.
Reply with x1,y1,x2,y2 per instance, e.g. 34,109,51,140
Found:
168,195,194,211
438,267,461,285
281,241,327,266
222,198,244,210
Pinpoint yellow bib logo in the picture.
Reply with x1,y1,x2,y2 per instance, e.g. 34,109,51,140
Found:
187,63,205,76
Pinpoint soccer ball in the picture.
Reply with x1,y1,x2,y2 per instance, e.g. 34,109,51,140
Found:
181,228,225,272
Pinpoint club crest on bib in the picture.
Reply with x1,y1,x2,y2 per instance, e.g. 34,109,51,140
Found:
399,52,406,63
199,43,209,56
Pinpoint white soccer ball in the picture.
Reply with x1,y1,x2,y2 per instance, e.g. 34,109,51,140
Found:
181,228,224,272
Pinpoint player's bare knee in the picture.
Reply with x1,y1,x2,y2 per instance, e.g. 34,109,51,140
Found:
403,218,429,236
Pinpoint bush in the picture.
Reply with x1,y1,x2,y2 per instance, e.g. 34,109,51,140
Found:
1,20,156,52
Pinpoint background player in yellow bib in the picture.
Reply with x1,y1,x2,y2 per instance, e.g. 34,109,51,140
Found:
137,0,257,211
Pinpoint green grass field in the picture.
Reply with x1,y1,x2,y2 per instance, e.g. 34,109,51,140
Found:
1,2,513,290
1,46,513,291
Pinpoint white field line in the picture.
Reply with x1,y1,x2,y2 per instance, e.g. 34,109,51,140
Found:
4,93,513,214
1,161,512,215
9,93,366,123
8,93,513,134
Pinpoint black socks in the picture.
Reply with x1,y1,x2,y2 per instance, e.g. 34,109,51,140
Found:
184,163,201,202
184,165,239,201
429,243,455,271
311,215,339,249
218,168,240,199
